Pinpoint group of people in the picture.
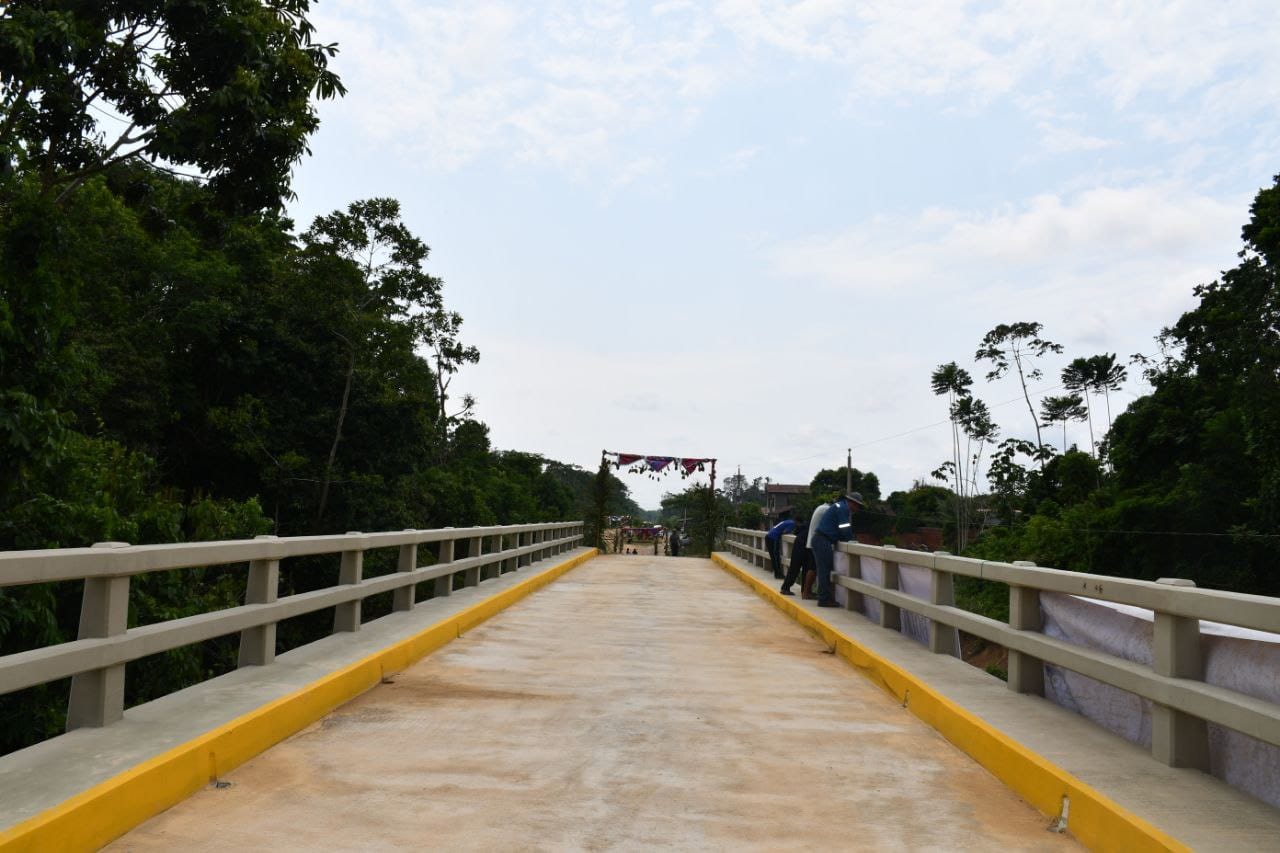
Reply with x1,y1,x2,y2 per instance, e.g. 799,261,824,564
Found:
763,491,866,607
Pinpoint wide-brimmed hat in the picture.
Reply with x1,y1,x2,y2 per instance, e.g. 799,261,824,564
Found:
844,491,866,507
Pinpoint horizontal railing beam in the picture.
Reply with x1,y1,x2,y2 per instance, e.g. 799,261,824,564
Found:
0,522,581,587
834,574,1280,749
0,532,583,697
725,527,1280,635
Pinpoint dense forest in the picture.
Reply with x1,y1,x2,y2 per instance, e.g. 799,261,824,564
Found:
0,2,637,752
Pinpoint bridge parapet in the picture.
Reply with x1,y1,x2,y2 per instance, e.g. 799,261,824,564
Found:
726,528,1280,786
0,521,584,732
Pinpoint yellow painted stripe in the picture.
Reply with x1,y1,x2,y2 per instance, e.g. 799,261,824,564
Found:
0,548,598,853
711,552,1188,853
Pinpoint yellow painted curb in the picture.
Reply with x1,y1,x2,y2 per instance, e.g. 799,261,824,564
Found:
0,548,598,853
710,552,1188,853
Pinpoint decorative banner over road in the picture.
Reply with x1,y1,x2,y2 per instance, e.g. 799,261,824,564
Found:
602,451,717,488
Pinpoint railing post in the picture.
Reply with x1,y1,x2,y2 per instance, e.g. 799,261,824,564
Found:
844,550,864,613
333,533,364,633
928,557,958,656
1151,578,1210,770
465,536,482,586
66,542,131,730
492,534,504,576
879,551,901,631
394,530,419,612
238,535,280,667
1007,561,1045,695
433,536,455,598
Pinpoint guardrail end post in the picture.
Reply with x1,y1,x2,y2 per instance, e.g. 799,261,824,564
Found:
1151,579,1210,771
67,543,131,730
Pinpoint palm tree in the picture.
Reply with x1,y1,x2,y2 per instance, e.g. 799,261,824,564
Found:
1040,394,1088,453
1087,353,1128,434
1061,358,1096,456
931,362,974,548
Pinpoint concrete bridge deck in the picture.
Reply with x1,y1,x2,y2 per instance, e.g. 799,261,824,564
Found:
106,555,1076,851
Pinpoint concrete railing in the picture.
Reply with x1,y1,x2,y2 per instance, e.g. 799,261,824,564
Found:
724,527,1280,771
0,521,584,731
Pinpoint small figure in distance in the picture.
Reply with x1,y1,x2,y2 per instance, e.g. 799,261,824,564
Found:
764,515,798,580
780,513,811,596
811,491,865,607
670,528,682,557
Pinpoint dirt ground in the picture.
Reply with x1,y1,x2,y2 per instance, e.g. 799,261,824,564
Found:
108,555,1078,852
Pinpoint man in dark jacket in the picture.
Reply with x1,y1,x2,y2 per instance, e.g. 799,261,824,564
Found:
811,491,865,606
780,516,811,596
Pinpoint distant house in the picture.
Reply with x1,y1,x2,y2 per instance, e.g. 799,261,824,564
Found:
765,484,808,523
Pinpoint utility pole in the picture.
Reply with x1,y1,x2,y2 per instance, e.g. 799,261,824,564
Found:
846,448,852,494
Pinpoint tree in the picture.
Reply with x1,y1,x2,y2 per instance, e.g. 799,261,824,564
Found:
1087,353,1128,435
955,395,998,503
422,306,480,458
0,1,345,210
809,467,880,501
1061,359,1096,455
975,323,1063,457
1241,173,1280,265
1040,394,1088,453
722,472,764,504
931,361,973,538
929,363,995,549
299,199,450,523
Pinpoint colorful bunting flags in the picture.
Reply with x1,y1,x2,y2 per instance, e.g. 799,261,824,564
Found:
603,451,715,480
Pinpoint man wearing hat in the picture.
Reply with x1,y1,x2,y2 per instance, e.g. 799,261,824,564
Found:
810,491,866,607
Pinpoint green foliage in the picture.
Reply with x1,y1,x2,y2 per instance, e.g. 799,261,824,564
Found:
735,502,764,530
0,1,345,210
950,177,1280,600
809,467,880,501
660,484,726,556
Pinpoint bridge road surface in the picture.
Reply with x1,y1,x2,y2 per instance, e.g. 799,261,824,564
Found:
108,555,1078,852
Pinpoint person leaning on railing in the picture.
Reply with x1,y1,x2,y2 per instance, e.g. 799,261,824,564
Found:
779,514,812,597
764,516,798,580
811,492,866,607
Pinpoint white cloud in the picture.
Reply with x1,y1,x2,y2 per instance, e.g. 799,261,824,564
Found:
309,1,1279,179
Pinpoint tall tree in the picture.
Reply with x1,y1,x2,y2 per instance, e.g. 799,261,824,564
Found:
1040,394,1088,453
299,199,449,523
975,322,1062,459
1061,358,1097,456
0,1,344,210
931,362,974,546
1087,353,1127,434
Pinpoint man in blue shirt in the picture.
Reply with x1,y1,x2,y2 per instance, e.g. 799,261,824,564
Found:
763,516,798,579
811,491,866,607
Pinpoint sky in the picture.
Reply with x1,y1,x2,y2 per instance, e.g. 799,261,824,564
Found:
287,1,1280,510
